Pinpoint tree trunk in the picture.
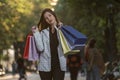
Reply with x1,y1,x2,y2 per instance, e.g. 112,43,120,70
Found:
104,10,117,61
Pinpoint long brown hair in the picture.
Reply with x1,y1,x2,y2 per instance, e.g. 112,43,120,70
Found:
88,38,96,48
37,8,59,31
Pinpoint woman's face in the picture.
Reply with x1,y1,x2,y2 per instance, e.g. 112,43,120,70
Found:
44,12,56,26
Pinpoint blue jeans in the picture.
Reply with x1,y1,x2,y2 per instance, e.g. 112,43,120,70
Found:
86,65,101,80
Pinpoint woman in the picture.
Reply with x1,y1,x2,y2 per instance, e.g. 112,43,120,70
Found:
32,8,66,80
84,38,105,80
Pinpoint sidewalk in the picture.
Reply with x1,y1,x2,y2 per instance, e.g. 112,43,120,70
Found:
0,72,86,80
65,72,86,80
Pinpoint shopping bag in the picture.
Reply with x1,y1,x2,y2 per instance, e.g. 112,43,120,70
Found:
58,30,80,56
58,29,71,54
67,40,85,50
28,36,39,61
23,34,31,59
61,25,87,50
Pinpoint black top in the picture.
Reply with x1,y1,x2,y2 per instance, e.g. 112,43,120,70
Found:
50,28,60,69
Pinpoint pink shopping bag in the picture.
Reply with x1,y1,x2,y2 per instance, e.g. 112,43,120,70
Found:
28,36,39,61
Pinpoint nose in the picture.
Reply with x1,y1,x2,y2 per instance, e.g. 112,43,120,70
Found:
46,16,50,20
47,18,52,22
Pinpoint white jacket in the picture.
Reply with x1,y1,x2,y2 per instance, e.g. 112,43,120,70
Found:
33,27,66,72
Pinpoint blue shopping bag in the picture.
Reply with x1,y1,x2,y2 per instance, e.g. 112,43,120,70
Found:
61,25,87,50
58,29,80,56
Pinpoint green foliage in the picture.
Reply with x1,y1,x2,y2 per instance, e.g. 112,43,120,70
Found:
0,0,52,51
55,0,120,54
115,12,120,52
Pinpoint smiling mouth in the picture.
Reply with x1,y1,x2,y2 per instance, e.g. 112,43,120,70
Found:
49,20,52,23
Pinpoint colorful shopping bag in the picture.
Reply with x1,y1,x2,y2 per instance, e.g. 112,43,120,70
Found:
58,29,71,54
58,29,80,56
28,36,39,61
23,34,31,59
61,25,87,50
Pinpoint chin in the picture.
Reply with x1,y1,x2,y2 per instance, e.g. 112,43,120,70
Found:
50,23,54,26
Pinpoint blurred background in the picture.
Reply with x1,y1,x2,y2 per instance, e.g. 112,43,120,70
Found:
0,0,120,78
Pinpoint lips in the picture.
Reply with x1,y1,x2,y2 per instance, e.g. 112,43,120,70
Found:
49,20,54,24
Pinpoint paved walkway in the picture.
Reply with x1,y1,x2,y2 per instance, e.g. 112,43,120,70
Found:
0,72,86,80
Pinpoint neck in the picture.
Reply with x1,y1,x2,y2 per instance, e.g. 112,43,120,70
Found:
50,26,56,34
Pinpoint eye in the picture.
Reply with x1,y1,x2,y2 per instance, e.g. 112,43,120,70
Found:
49,14,52,17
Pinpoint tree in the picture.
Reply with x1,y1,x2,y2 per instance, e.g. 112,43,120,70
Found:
55,0,120,61
0,0,52,58
0,0,52,47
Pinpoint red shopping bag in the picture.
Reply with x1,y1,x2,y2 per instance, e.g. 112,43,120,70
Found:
23,34,32,59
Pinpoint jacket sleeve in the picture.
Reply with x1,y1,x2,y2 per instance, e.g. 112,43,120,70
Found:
33,31,44,52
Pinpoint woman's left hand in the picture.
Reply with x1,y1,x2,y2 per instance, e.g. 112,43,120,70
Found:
58,22,63,28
